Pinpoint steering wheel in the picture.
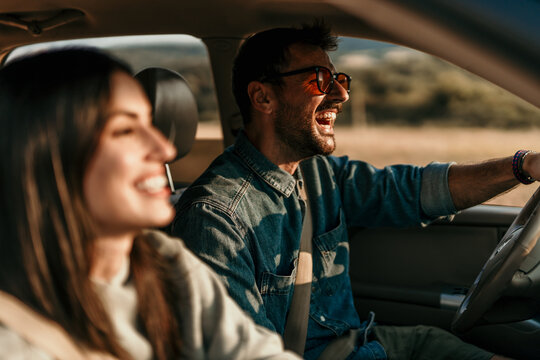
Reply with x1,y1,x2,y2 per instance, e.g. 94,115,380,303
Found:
451,186,540,334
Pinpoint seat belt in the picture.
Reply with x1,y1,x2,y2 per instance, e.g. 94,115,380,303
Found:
283,169,313,356
0,290,118,360
281,170,372,360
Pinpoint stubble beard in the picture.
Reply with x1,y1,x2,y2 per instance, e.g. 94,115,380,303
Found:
273,99,336,161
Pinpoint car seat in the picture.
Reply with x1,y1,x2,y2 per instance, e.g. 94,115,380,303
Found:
135,67,199,204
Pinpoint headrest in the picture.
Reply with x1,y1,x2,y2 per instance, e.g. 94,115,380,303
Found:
135,67,198,161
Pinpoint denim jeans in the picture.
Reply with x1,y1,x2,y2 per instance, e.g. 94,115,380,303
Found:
372,325,493,360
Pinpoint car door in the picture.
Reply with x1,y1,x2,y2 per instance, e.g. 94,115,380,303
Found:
349,203,540,358
349,204,515,326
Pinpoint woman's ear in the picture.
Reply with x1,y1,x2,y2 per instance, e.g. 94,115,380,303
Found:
247,81,274,115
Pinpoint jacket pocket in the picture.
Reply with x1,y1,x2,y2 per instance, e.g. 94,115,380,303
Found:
260,265,296,333
313,211,350,295
260,267,295,296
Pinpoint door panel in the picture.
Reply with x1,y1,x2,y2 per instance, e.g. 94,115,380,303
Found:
348,204,519,327
348,204,540,358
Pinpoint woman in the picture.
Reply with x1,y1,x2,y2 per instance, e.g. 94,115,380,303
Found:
0,48,297,360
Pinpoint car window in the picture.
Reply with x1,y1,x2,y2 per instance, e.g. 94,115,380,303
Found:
7,35,223,185
7,36,540,206
331,38,540,207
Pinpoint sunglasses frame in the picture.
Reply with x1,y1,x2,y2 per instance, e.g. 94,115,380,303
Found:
265,66,351,95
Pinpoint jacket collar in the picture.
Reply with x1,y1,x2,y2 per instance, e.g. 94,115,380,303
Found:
234,131,297,197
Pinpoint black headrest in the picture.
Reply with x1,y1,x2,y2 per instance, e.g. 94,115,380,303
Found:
135,67,198,161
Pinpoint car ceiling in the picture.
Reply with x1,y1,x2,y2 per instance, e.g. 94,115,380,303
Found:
1,0,539,109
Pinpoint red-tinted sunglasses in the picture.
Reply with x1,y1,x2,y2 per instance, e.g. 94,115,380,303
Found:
266,66,351,95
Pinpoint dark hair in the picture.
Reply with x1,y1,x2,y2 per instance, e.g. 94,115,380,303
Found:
0,48,181,359
232,20,338,125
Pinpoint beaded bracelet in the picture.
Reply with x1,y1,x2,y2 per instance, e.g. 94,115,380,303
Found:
512,150,535,184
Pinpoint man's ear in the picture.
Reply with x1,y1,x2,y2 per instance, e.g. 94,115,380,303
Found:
247,81,274,115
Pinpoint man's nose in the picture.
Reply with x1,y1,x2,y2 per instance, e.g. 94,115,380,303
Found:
327,80,349,103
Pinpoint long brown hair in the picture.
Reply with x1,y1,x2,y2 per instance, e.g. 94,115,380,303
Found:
0,48,181,359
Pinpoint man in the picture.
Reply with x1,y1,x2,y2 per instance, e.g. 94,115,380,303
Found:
172,22,533,359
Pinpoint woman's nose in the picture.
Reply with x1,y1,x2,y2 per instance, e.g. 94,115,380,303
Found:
148,126,177,163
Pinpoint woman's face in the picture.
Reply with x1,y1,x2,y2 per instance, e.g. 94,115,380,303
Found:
84,71,177,237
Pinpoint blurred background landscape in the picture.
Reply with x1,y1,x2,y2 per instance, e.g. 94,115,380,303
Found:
105,37,540,129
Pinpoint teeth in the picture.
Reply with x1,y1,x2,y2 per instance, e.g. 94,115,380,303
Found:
316,112,336,121
136,176,168,193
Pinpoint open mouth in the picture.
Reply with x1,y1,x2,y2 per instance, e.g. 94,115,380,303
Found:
135,175,169,194
315,111,336,129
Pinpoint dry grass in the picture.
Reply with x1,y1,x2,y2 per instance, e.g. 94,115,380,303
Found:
173,123,540,207
334,125,540,206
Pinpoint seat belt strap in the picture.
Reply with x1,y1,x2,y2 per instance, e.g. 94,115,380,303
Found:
0,290,117,360
283,168,313,356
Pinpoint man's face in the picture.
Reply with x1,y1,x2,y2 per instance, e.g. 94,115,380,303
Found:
272,43,349,159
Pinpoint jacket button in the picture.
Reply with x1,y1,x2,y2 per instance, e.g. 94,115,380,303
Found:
320,315,325,322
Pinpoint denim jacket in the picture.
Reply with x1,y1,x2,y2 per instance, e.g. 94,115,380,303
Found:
172,132,456,360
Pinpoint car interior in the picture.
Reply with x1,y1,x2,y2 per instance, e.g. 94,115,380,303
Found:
1,0,539,358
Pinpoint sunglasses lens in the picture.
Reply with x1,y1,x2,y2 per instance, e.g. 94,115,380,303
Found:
336,73,350,92
317,68,333,93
